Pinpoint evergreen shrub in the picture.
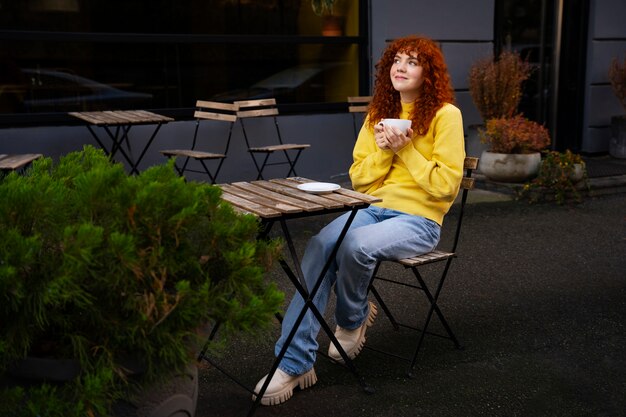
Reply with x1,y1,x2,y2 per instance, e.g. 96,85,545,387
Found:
0,146,283,416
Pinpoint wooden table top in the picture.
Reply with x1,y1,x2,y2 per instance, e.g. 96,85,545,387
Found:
218,177,381,219
69,110,174,126
0,153,43,170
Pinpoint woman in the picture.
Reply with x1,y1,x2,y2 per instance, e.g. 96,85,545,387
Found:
254,35,465,405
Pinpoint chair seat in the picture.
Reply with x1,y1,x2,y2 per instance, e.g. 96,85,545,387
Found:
397,250,456,267
160,149,226,160
249,143,311,152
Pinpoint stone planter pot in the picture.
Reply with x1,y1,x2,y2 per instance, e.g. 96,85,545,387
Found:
5,356,198,417
610,115,626,159
480,150,541,183
570,163,585,183
113,364,198,417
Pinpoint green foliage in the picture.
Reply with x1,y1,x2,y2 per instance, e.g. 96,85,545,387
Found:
0,145,283,415
517,150,589,205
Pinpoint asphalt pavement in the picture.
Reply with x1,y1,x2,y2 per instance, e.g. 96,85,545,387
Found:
193,189,626,417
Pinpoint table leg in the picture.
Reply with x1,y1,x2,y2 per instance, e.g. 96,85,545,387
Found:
115,125,137,170
86,125,110,154
101,125,136,169
86,124,134,166
249,207,373,416
130,122,164,175
108,126,122,156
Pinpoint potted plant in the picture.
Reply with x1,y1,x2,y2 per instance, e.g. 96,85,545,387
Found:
0,146,284,416
518,149,589,204
466,50,533,158
478,114,551,183
608,56,626,158
311,0,343,36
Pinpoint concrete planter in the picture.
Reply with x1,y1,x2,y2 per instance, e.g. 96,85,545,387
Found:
113,364,198,417
480,150,541,183
6,357,198,417
569,163,585,183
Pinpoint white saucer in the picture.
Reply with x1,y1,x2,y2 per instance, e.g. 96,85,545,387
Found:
297,182,341,194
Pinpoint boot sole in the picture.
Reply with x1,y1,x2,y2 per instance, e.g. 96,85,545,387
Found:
329,301,378,363
253,368,318,406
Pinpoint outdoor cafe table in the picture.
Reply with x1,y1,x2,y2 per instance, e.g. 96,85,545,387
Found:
69,110,174,174
201,177,381,416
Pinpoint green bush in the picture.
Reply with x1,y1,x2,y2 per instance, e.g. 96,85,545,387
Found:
0,146,283,416
517,149,589,204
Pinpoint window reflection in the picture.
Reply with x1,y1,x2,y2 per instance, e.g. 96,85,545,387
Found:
0,0,362,115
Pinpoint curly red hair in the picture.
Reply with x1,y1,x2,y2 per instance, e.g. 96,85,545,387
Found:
367,35,455,135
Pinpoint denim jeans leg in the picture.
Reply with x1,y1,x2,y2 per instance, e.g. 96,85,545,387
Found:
275,209,380,375
334,211,441,329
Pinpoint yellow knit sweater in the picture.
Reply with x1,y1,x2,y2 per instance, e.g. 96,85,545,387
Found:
349,102,465,225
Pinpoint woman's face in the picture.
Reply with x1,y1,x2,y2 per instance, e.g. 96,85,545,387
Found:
390,51,424,102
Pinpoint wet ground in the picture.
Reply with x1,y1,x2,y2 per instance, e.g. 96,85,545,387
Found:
194,189,626,417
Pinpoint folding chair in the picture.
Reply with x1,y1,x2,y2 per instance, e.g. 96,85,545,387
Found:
235,98,310,180
366,156,479,377
347,96,372,139
159,100,237,184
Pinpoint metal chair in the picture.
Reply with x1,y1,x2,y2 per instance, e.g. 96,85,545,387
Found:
366,156,479,376
235,98,310,180
160,100,237,184
348,96,372,139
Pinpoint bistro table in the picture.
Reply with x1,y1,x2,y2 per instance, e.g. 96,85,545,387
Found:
69,110,174,174
198,177,381,416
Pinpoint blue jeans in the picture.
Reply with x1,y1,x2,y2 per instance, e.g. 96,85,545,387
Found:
275,205,441,376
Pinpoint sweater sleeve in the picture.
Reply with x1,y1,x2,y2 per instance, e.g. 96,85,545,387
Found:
349,116,396,194
395,104,465,201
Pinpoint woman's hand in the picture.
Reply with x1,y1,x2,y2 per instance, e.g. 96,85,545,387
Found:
379,123,413,153
374,123,389,150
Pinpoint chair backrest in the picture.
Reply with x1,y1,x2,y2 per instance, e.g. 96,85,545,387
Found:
235,98,279,118
348,96,371,139
234,98,283,147
191,100,238,153
347,96,371,113
194,100,238,122
449,156,479,253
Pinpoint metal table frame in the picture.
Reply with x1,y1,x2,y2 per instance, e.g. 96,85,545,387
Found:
69,110,173,174
197,178,381,416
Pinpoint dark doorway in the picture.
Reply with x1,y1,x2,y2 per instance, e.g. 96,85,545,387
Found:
495,0,590,151
554,0,590,152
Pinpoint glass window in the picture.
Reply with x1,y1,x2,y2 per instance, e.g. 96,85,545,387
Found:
0,0,366,117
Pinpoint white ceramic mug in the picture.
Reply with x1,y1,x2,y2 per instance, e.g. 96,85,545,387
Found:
381,118,411,134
